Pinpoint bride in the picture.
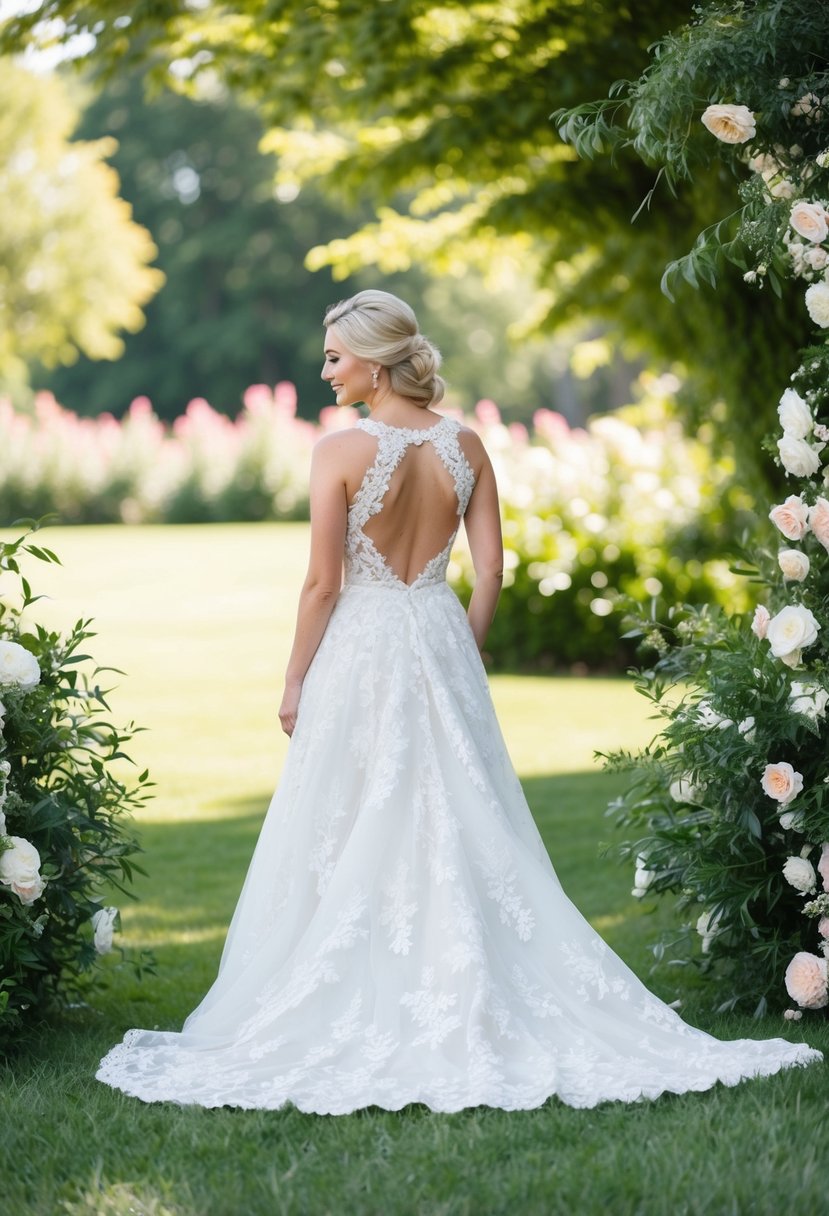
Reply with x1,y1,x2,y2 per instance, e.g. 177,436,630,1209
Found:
97,290,821,1112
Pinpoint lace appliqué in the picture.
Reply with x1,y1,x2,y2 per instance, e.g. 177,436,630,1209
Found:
345,417,476,591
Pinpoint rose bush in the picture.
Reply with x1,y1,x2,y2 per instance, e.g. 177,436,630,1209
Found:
0,528,153,1041
559,0,829,1015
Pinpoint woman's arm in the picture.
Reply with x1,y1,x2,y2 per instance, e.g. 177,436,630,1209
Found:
278,436,349,736
461,436,504,651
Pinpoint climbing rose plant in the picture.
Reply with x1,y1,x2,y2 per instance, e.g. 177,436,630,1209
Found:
0,528,153,1041
559,0,829,1015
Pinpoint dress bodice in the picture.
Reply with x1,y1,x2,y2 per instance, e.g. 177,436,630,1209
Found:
344,416,476,591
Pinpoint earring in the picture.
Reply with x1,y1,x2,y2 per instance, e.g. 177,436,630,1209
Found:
371,368,379,389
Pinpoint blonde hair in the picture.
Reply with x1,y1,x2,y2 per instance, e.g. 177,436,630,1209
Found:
324,289,445,409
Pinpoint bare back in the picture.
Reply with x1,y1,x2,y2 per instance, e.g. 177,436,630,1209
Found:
343,417,477,590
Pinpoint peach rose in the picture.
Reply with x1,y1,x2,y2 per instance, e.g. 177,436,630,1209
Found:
808,497,829,551
778,549,810,581
785,951,829,1009
789,200,829,244
818,916,829,939
761,761,804,805
701,103,756,144
769,494,809,540
751,605,770,639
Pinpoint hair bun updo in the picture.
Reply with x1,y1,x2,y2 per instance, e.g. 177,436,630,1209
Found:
324,289,446,408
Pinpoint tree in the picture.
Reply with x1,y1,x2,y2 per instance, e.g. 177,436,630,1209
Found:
32,66,568,422
0,0,803,484
0,63,162,395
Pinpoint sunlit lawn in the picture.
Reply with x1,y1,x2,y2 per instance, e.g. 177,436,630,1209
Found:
2,523,827,1216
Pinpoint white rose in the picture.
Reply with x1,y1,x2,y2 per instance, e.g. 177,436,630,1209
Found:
766,604,820,659
0,835,44,905
783,855,817,894
777,434,822,477
779,809,806,832
91,906,119,955
632,854,655,898
778,549,810,581
701,103,756,144
696,700,733,729
669,776,704,803
789,201,829,243
805,281,829,327
0,641,41,691
696,909,723,954
805,246,829,270
0,811,6,836
737,716,757,742
790,680,829,720
0,698,5,731
778,388,814,439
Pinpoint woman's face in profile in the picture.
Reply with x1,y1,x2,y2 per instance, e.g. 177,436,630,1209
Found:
321,327,371,408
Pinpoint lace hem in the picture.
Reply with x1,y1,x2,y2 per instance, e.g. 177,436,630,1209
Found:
96,1035,821,1114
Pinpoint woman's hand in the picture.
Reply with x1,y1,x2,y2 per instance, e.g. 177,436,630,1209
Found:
278,679,303,737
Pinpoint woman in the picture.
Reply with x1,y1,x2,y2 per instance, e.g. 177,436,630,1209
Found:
98,290,820,1112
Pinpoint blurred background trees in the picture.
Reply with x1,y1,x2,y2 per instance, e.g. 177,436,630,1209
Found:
2,0,808,486
0,62,161,400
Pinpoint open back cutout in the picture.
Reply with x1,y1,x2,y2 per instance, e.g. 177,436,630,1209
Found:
361,441,460,586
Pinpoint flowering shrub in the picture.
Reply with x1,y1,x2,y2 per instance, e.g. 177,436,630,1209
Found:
0,379,740,669
449,380,745,668
561,0,829,1014
0,529,153,1041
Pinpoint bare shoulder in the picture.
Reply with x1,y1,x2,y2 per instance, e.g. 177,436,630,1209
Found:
312,426,374,466
455,425,491,474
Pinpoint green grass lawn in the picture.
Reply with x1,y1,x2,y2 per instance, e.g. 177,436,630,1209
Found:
2,523,827,1216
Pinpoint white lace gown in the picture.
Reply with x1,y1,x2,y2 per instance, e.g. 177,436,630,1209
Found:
97,417,821,1112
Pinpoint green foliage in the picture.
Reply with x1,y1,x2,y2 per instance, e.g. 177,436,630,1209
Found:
0,528,153,1042
450,388,752,670
0,64,162,393
4,0,814,490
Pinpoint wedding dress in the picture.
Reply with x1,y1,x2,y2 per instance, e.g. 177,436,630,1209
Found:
97,416,821,1112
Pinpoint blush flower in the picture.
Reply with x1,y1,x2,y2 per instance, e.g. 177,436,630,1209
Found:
751,605,770,639
808,497,829,551
769,495,809,540
761,761,803,805
789,200,829,244
785,951,829,1009
778,549,810,581
701,103,756,144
